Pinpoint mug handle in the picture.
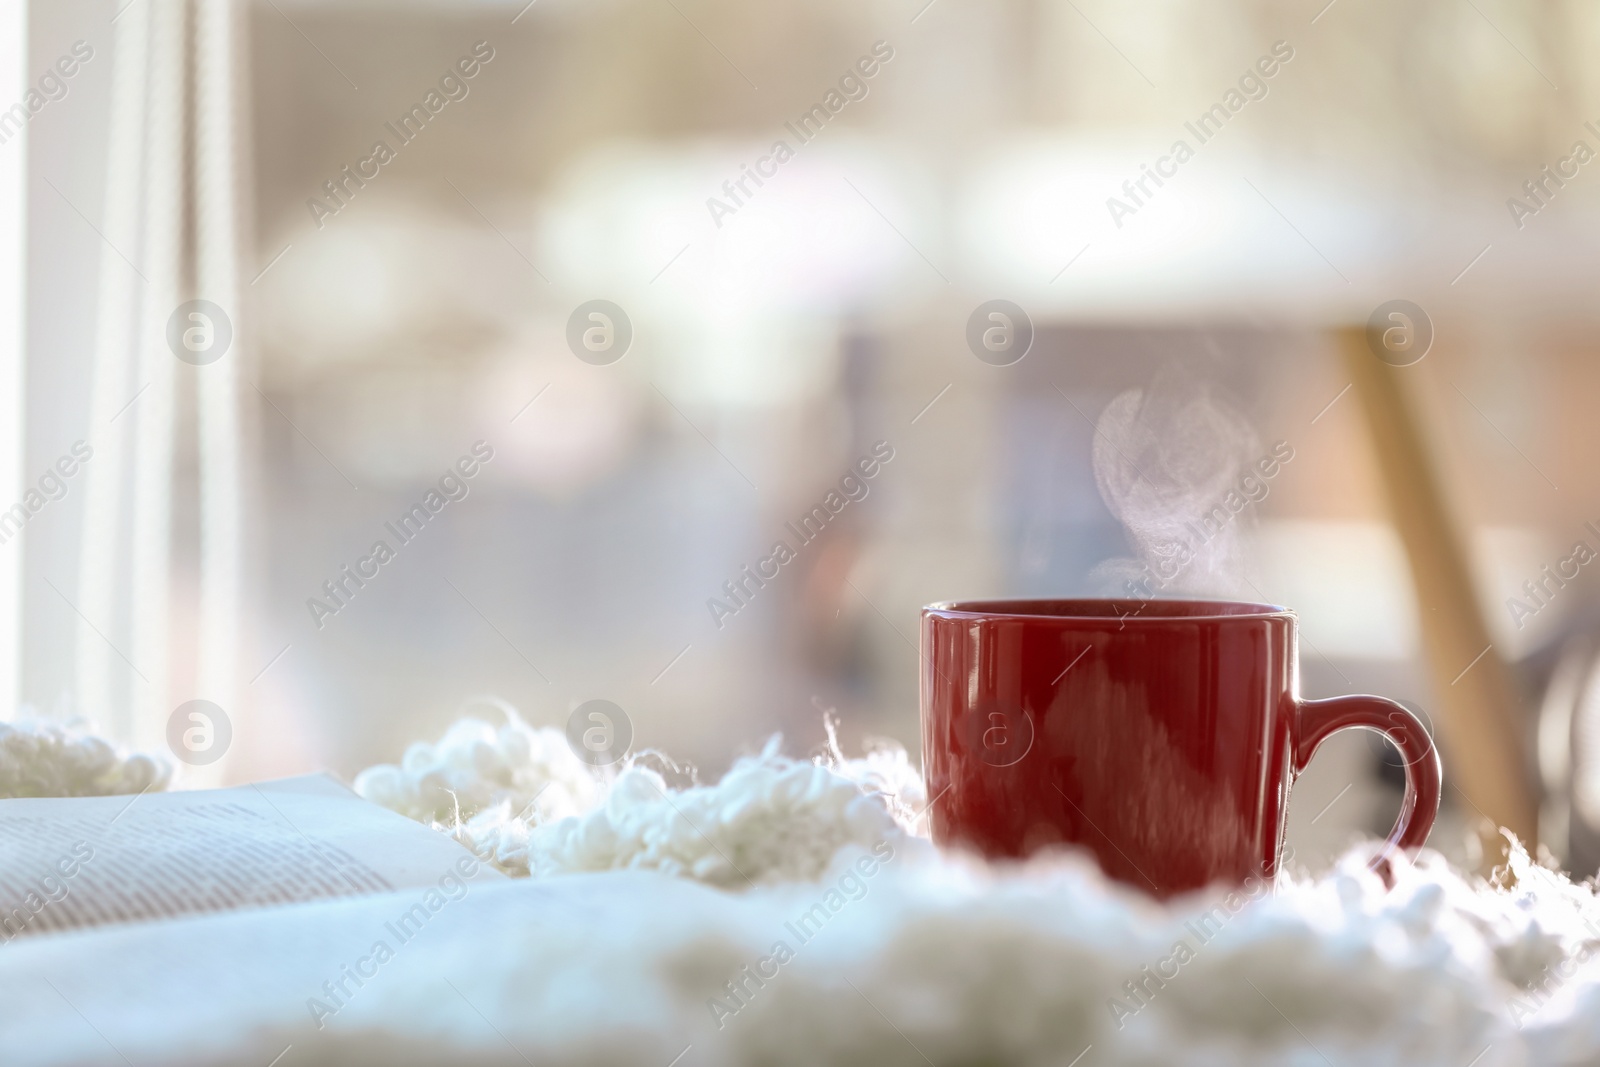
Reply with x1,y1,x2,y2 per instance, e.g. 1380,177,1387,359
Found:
1295,695,1442,879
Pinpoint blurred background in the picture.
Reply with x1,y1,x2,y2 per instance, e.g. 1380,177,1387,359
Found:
9,0,1600,875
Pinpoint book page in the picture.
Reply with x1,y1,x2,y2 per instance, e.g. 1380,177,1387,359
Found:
0,773,501,939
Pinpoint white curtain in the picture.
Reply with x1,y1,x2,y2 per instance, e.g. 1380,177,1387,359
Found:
77,0,245,775
0,0,23,720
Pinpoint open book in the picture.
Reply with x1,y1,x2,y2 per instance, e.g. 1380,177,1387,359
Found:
0,773,502,941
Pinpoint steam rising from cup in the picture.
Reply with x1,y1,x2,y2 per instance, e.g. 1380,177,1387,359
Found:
1090,382,1278,601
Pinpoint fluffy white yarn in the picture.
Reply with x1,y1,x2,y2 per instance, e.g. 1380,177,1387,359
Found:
501,735,924,885
270,838,1600,1067
0,716,170,798
355,708,929,887
696,844,1600,1066
352,702,602,830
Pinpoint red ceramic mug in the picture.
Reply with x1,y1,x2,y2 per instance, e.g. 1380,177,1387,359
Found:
920,598,1441,897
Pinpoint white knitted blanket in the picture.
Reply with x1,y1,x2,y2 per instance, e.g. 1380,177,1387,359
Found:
6,712,1600,1066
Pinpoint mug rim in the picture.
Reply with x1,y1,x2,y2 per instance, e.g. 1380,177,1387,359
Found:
923,597,1294,622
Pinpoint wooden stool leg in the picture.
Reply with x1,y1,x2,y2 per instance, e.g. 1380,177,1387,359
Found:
1340,326,1539,852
